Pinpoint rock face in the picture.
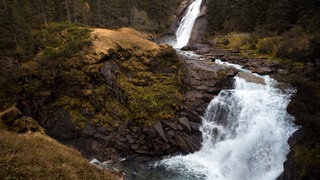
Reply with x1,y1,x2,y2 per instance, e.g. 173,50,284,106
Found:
189,2,208,45
182,56,238,124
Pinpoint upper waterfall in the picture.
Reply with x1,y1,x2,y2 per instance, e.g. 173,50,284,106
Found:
173,0,203,49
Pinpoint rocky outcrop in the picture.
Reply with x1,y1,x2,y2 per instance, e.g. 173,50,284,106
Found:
189,2,208,45
0,107,43,133
181,55,238,124
238,72,266,85
198,48,279,75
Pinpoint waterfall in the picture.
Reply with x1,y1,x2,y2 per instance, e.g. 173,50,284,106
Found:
173,0,203,49
158,61,297,180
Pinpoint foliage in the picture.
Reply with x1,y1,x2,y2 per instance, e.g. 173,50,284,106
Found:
207,0,320,63
34,23,92,61
0,0,34,60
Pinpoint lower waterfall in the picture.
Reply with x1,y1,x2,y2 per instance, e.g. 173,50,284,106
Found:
157,62,297,180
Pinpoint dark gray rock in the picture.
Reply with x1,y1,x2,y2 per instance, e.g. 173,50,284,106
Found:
154,121,168,142
161,120,178,130
179,117,192,132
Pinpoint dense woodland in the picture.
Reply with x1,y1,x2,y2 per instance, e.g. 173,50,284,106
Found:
0,0,183,60
207,0,320,62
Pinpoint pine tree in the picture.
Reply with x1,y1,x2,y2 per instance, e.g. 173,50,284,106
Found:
0,0,34,60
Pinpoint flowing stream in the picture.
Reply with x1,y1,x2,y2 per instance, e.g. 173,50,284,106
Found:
157,61,297,180
173,0,203,48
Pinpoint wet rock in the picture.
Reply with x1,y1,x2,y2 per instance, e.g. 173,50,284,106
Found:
161,120,178,130
250,66,274,75
175,134,202,153
154,121,168,142
178,117,192,133
189,121,201,131
189,2,208,45
181,45,198,51
238,72,266,85
227,67,238,76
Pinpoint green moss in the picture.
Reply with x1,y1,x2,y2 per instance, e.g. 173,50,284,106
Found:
217,69,228,80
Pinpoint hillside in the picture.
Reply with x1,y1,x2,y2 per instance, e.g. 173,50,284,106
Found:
0,108,118,179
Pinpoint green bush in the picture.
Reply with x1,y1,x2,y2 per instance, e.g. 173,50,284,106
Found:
276,31,312,61
33,23,92,61
256,37,278,54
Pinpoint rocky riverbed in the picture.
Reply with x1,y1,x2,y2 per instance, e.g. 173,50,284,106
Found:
183,43,320,179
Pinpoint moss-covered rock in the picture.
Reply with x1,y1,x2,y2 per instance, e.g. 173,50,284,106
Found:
0,107,42,133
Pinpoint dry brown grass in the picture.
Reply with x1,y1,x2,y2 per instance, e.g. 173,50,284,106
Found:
0,130,117,179
91,28,159,55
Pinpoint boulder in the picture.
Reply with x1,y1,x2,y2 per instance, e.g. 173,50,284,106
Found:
181,45,198,51
250,66,274,75
238,72,266,85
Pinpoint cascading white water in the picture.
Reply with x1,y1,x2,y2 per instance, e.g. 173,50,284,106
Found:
173,0,203,48
158,62,297,180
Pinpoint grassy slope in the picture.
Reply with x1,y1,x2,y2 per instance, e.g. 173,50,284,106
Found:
0,130,115,179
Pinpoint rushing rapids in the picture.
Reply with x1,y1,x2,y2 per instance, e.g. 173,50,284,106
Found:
173,0,203,48
158,61,297,180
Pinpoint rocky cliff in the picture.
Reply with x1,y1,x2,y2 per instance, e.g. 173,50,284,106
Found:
0,25,237,162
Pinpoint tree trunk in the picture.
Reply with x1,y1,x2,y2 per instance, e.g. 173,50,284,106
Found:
65,0,71,23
